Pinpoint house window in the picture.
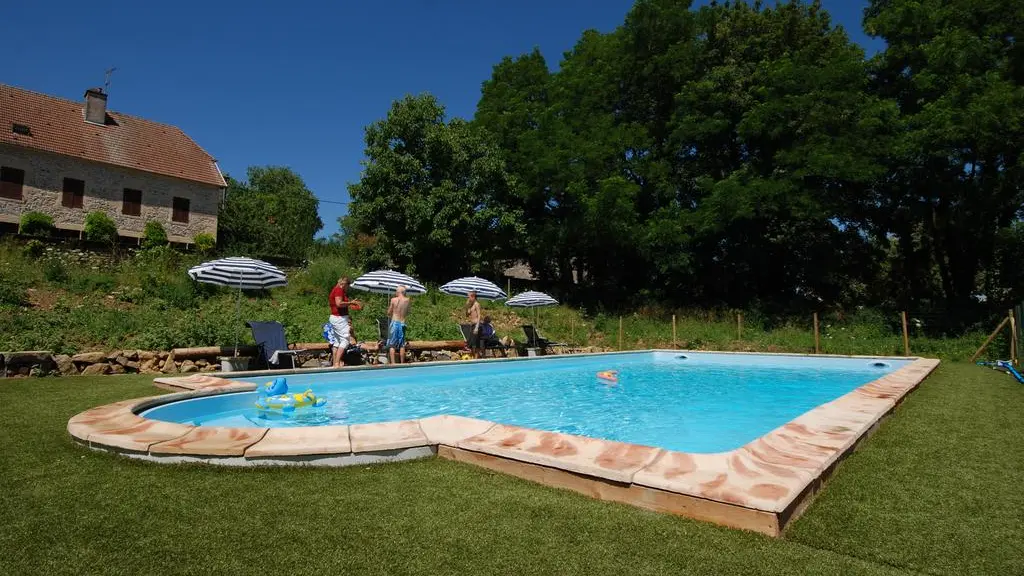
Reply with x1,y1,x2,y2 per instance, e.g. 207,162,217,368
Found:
122,188,142,216
172,197,190,223
62,178,85,208
0,166,25,200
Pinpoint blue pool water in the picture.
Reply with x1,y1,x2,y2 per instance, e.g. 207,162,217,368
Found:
141,352,908,453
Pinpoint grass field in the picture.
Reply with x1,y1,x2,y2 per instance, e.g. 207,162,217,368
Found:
1,363,1020,575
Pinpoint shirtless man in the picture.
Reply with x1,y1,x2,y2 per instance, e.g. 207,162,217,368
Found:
464,290,482,358
386,285,411,364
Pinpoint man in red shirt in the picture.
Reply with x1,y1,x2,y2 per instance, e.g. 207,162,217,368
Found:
328,276,360,368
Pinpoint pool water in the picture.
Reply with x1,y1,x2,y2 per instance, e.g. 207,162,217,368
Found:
141,352,908,453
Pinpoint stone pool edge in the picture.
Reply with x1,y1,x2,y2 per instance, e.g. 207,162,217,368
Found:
67,352,940,537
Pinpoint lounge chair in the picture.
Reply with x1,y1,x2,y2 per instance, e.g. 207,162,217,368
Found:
247,321,306,369
522,324,568,355
459,323,508,357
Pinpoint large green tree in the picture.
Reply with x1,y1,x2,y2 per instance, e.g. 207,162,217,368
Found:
865,0,1024,319
343,94,524,281
218,166,323,259
474,0,891,310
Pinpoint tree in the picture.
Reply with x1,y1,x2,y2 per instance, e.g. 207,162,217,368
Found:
865,0,1024,319
473,0,891,310
343,94,524,281
218,166,322,259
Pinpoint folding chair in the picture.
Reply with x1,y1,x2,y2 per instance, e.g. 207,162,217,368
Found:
247,321,306,369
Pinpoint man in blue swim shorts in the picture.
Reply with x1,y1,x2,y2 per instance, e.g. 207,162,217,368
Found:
386,285,410,364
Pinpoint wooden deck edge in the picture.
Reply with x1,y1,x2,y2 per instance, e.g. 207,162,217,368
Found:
437,445,781,537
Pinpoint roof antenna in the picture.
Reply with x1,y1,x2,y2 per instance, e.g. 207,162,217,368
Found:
104,67,117,94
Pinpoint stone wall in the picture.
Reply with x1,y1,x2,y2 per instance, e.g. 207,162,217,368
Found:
0,143,221,243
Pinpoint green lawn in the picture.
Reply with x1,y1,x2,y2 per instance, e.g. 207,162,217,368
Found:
0,363,1020,575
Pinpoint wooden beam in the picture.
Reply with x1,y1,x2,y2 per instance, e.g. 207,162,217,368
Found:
672,315,677,349
901,311,910,356
813,312,820,354
970,316,1010,363
1009,309,1018,365
171,340,468,359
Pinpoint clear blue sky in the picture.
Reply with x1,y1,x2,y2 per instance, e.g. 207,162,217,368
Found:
5,0,881,237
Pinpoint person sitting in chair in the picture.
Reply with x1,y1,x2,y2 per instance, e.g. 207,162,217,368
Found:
479,316,506,357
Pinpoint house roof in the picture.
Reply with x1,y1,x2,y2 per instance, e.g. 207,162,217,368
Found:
0,84,226,188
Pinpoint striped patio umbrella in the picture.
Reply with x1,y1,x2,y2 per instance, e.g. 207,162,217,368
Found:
439,276,507,300
187,257,288,356
350,270,427,296
505,290,559,332
187,257,288,290
505,291,559,308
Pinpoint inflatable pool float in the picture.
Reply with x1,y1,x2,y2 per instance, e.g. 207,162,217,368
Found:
254,377,327,417
597,370,618,383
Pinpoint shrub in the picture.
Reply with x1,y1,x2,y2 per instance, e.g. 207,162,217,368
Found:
19,212,54,237
23,239,45,258
43,259,68,283
68,272,117,295
141,221,168,249
0,278,27,307
193,233,216,255
83,211,119,245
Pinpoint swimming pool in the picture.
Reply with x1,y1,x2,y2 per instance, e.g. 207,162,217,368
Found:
140,351,909,453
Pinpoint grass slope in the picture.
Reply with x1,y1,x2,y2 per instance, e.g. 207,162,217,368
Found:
0,363,1020,575
0,243,993,360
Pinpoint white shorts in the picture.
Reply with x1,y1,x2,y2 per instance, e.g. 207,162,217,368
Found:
328,315,350,347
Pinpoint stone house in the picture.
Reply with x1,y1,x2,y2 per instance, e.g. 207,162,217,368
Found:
0,83,225,243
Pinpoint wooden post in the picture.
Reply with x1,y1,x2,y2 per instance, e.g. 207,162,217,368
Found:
737,313,743,340
570,316,575,345
618,316,624,350
901,311,910,356
970,316,1010,363
1009,309,1018,365
672,314,677,349
507,278,511,299
813,312,820,354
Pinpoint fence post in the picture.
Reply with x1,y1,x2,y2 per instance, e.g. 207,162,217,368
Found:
570,316,575,346
618,316,624,350
672,314,677,349
1009,309,1018,366
901,311,910,356
813,312,820,354
737,313,743,340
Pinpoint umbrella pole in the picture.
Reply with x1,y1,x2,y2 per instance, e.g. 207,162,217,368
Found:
234,282,242,357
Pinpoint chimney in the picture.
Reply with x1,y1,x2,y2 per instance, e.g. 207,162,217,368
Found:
84,88,107,124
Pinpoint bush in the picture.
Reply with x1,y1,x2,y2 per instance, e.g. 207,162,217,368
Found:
43,259,68,283
68,272,117,295
19,212,54,237
142,221,168,249
83,211,118,245
0,278,27,307
193,233,216,255
23,239,45,258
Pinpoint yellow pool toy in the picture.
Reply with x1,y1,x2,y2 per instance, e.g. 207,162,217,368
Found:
596,370,618,383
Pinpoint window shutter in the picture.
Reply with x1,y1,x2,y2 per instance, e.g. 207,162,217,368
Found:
0,167,25,200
